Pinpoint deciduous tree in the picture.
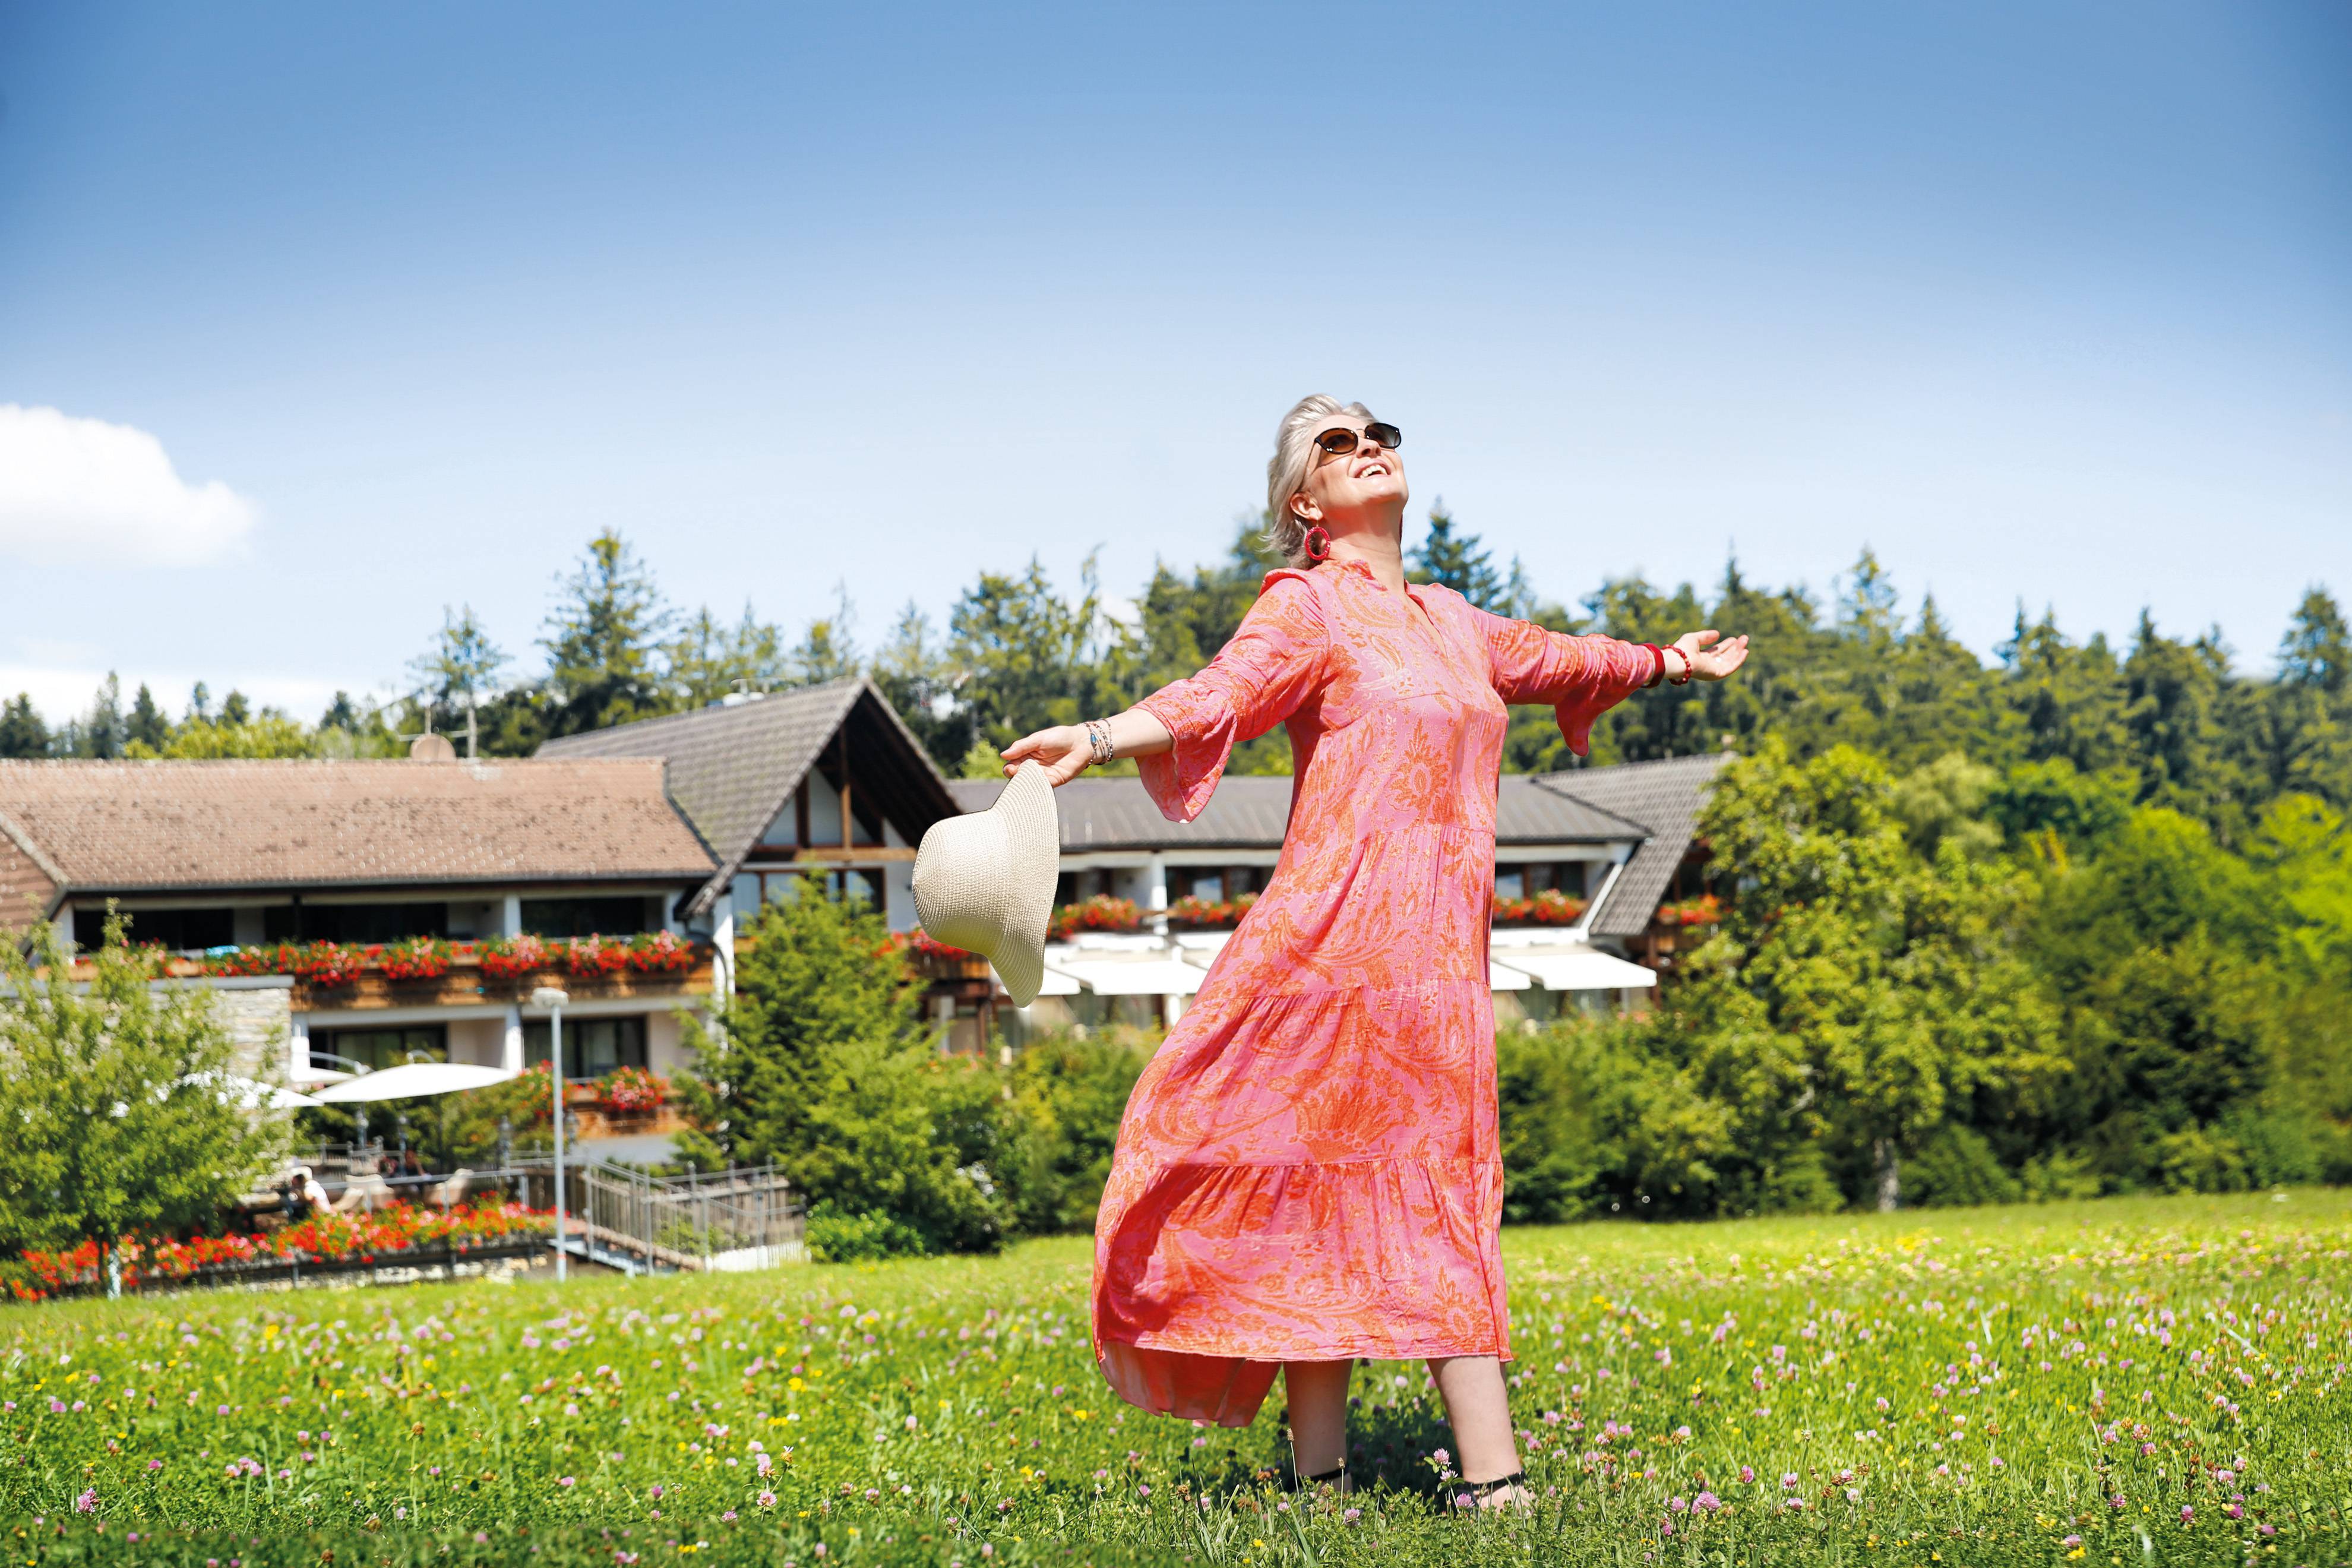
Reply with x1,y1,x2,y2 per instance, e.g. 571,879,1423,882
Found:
0,914,286,1296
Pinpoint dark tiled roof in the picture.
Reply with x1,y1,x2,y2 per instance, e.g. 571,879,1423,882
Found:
948,773,1648,853
0,758,715,918
1534,751,1732,936
1496,775,1652,845
949,775,1296,852
539,679,960,917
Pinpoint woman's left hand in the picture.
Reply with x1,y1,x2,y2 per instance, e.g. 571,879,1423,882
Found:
1673,630,1750,681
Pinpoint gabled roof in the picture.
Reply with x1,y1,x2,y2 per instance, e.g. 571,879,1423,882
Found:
946,773,1649,853
538,679,960,918
1534,751,1733,937
1496,775,1652,845
0,758,716,925
949,775,1295,853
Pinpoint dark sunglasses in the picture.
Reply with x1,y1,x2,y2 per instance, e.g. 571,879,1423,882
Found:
1312,422,1402,457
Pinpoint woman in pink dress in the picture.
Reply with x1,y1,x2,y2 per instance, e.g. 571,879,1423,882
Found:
1003,394,1749,1507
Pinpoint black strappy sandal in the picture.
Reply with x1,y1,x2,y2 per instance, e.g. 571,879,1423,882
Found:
1459,1469,1531,1510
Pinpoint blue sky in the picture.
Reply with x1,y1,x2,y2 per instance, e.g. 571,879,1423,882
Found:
2,2,2347,723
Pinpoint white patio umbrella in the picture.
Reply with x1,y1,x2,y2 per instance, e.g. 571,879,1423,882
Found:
181,1071,325,1110
312,1063,519,1102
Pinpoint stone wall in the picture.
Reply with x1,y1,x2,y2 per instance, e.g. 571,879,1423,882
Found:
191,980,293,1077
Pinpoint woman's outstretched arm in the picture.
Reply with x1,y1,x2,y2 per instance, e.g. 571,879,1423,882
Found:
1001,709,1175,787
1001,572,1329,813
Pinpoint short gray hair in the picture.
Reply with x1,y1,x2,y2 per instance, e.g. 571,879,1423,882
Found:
1264,394,1377,567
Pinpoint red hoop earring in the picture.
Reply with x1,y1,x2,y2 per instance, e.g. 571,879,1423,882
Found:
1303,525,1332,562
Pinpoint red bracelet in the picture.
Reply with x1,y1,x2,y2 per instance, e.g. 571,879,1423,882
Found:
1641,644,1666,688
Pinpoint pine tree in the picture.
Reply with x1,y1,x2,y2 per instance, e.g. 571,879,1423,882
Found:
125,685,169,751
0,695,48,758
540,531,676,737
791,585,861,687
409,605,512,758
75,675,126,759
872,602,972,769
665,603,788,709
2279,587,2351,696
1408,502,1503,609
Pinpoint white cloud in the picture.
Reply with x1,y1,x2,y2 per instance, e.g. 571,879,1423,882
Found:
0,404,257,565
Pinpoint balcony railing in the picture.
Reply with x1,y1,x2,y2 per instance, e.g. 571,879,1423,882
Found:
72,934,719,1000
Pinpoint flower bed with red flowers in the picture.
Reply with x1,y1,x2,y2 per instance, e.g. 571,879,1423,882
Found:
1656,893,1722,928
904,928,973,960
1164,893,1258,929
201,941,368,988
1048,895,1142,941
623,929,697,974
595,1065,668,1114
561,935,634,979
198,932,705,986
1491,889,1589,927
377,935,453,982
477,934,552,979
3,1199,552,1300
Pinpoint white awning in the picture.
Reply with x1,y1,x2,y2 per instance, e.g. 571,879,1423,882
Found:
1011,964,1082,997
1045,958,1207,997
312,1063,520,1102
1488,960,1533,992
1491,944,1658,992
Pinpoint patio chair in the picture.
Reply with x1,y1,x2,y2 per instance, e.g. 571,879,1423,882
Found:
331,1174,391,1214
428,1168,476,1209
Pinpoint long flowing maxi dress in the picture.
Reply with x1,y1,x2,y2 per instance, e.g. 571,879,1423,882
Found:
1091,556,1658,1426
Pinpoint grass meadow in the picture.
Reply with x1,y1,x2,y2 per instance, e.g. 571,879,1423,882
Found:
4,1191,2350,1566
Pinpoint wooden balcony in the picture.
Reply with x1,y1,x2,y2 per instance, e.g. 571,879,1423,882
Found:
74,944,720,1011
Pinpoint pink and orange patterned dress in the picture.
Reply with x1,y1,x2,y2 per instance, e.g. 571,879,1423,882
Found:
1090,557,1656,1426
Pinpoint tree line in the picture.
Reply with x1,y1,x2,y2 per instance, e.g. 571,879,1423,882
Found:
8,513,2347,845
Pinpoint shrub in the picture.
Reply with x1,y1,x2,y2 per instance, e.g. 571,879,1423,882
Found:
804,1202,928,1263
1000,1029,1153,1234
1904,1125,2024,1208
1494,1019,1738,1222
675,877,1009,1256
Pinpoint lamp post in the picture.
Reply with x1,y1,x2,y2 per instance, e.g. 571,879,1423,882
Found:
530,987,570,1281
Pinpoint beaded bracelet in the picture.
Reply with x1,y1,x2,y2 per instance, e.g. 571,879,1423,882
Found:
1085,719,1116,767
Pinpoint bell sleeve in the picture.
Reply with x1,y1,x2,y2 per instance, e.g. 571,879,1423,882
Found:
1134,573,1330,822
1471,604,1657,758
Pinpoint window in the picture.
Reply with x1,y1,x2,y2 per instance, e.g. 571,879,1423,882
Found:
520,897,653,939
72,906,234,952
735,870,881,916
523,1016,647,1079
265,903,448,944
1495,868,1525,900
1188,872,1224,902
314,1025,447,1074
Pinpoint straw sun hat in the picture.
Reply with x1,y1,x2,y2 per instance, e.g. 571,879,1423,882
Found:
911,760,1061,1007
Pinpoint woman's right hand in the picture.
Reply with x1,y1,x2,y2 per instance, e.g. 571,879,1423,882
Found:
1001,725,1095,787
